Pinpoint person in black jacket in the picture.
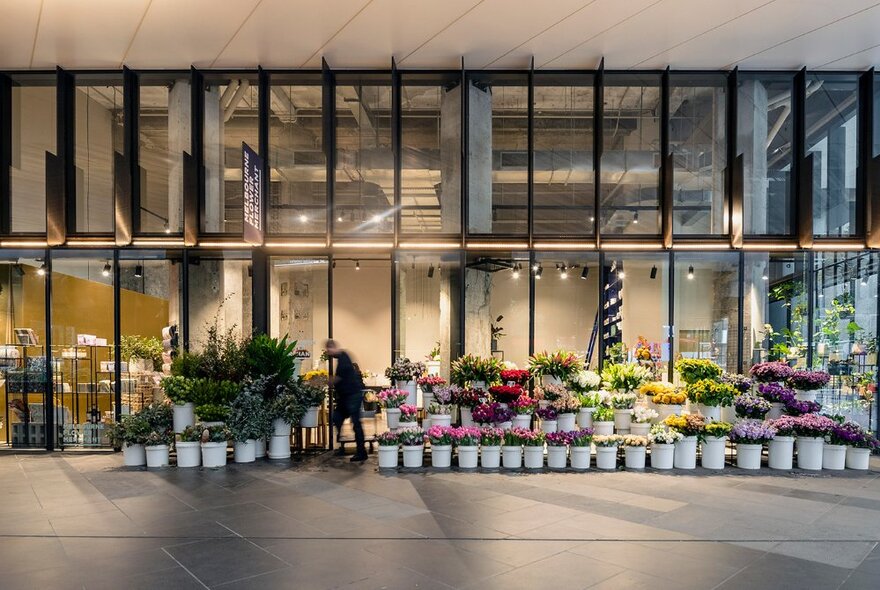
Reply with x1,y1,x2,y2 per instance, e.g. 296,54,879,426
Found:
325,339,367,462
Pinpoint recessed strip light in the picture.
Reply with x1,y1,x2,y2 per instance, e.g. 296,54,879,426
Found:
466,242,529,249
672,243,731,250
398,242,461,249
0,240,49,248
66,239,117,247
130,239,186,247
741,243,798,251
331,242,394,249
198,241,256,248
600,242,664,250
812,241,866,251
264,241,327,248
533,242,595,250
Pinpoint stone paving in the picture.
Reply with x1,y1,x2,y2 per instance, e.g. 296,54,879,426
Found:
1,451,879,589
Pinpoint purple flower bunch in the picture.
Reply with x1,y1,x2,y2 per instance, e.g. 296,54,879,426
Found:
783,398,822,416
786,370,831,391
471,402,513,425
734,395,772,419
757,382,796,404
749,361,794,383
569,429,594,447
729,419,777,444
545,431,573,447
789,413,837,438
722,373,753,394
536,406,558,421
769,415,799,437
828,421,879,448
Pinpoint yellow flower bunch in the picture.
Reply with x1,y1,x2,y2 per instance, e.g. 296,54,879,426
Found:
652,391,687,405
640,381,686,404
304,369,329,387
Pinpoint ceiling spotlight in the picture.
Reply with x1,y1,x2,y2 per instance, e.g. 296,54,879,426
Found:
618,270,626,280
37,262,47,276
532,263,539,271
134,264,144,278
372,214,381,223
580,267,589,280
427,264,435,278
337,215,343,222
535,266,543,279
560,265,568,279
761,273,769,281
650,265,657,280
299,214,308,223
102,261,111,277
633,211,639,225
818,292,824,298
512,264,520,279
355,260,360,271
589,216,595,223
163,222,171,234
860,277,869,287
687,265,694,280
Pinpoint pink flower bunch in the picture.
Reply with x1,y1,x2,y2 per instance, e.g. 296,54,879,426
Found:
519,428,546,446
534,383,567,402
426,425,454,445
399,404,418,421
450,426,481,446
511,395,538,415
789,413,837,438
377,388,409,408
431,384,459,405
417,375,446,390
480,426,504,446
769,415,799,437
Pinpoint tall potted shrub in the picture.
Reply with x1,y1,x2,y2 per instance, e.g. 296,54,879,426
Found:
227,381,270,463
144,430,173,468
161,375,194,434
296,382,326,428
269,384,305,459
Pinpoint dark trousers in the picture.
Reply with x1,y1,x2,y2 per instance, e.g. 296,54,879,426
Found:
333,393,366,454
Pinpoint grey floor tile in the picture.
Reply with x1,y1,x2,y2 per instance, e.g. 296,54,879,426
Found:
715,552,852,590
164,537,288,587
470,551,622,590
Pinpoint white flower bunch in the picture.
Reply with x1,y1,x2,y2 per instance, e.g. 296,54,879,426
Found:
572,369,601,390
633,406,659,424
648,423,683,445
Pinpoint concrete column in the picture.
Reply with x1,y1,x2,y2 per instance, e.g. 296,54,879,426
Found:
439,84,461,232
712,86,727,233
465,268,492,358
438,267,452,379
468,82,492,233
203,86,223,233
737,81,769,234
167,80,191,233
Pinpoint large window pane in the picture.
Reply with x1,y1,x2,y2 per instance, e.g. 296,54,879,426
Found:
671,74,727,235
203,75,259,234
400,77,461,235
138,75,190,235
601,74,661,235
10,75,55,233
534,253,599,367
533,75,594,235
467,75,528,235
738,73,794,236
269,256,329,374
268,76,325,235
334,78,393,235
806,74,858,238
75,77,123,234
187,251,252,347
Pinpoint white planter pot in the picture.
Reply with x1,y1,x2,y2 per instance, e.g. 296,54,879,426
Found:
541,375,562,388
512,414,532,429
201,441,228,468
767,403,785,420
176,441,201,468
459,407,474,427
701,436,728,470
613,409,632,433
496,421,512,431
399,381,418,406
596,446,618,470
593,421,614,436
674,436,698,469
385,408,401,429
481,445,501,469
402,444,424,468
397,421,418,431
172,402,195,434
846,446,871,470
422,415,432,430
378,445,399,469
736,443,763,470
547,446,568,469
269,418,291,459
624,446,646,469
300,406,320,428
523,446,544,469
540,420,558,434
577,407,595,429
630,422,651,437
254,437,266,459
557,413,577,432
426,360,441,376
570,446,591,470
273,418,292,437
122,443,146,467
430,414,452,427
796,436,824,470
697,404,721,423
650,443,675,470
795,390,818,403
822,443,846,471
422,392,434,411
768,436,794,470
234,440,256,463
502,445,523,469
431,445,452,469
720,405,736,424
457,446,478,469
201,421,224,428
145,444,170,468
655,405,682,422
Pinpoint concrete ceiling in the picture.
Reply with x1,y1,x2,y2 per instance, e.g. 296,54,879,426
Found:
2,0,879,71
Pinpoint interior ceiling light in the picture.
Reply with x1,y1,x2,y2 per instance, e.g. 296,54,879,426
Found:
535,266,543,279
427,264,435,278
687,265,695,279
299,214,308,223
618,270,626,279
37,262,47,276
134,264,144,278
650,266,657,279
560,265,568,279
511,264,520,279
164,222,171,234
633,211,639,225
580,267,589,280
762,273,769,281
102,261,111,277
355,260,360,271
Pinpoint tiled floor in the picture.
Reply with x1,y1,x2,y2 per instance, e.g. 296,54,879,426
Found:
1,451,879,589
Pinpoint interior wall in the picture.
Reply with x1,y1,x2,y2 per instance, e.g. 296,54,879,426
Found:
619,260,668,348
534,267,599,366
270,261,329,373
10,86,53,233
332,260,390,377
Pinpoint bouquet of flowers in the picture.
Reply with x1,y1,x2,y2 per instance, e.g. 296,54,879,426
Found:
567,369,602,393
503,428,524,446
528,350,583,380
685,379,736,407
634,336,660,362
749,361,794,383
426,425,454,446
427,402,452,416
648,423,683,444
377,388,409,408
534,383,567,402
500,369,530,386
398,427,425,446
783,398,822,416
452,387,483,409
786,370,831,391
451,426,481,447
545,431,573,447
734,395,772,419
601,363,652,392
756,383,796,404
769,415,799,437
610,392,637,409
450,354,502,387
674,358,722,385
729,420,776,444
632,406,658,424
577,392,603,408
472,402,514,425
377,430,400,446
417,375,446,392
721,373,753,394
640,381,675,397
480,426,504,447
520,429,546,447
593,434,623,447
828,421,879,449
399,404,419,422
789,413,837,438
489,384,524,404
569,429,594,447
385,357,426,382
511,396,538,415
704,421,733,439
536,406,558,421
431,385,458,406
593,406,614,422
663,413,706,437
621,434,648,447
551,393,582,414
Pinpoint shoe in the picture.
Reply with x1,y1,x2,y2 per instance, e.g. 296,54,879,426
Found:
350,453,368,463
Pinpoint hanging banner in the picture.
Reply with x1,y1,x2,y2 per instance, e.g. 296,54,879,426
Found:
242,142,263,245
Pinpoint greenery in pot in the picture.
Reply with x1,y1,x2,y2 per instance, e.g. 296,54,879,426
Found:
674,358,722,385
246,334,298,395
144,430,173,447
704,421,733,439
107,414,151,447
194,310,251,383
271,386,307,425
601,362,652,392
190,378,239,422
119,334,164,368
610,392,637,409
450,354,502,386
227,380,271,442
160,375,192,405
295,381,327,408
199,423,231,443
528,350,583,381
138,402,173,432
171,352,202,379
179,424,202,443
593,406,615,422
685,379,736,407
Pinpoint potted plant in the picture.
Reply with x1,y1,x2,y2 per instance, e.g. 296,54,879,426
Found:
642,382,685,420
385,357,426,405
472,402,512,429
488,384,524,407
786,370,830,403
567,369,602,394
521,429,546,469
417,375,446,408
782,397,822,417
427,425,454,469
701,421,732,470
528,350,583,387
729,420,775,470
120,334,163,374
500,369,531,387
674,358,722,385
450,354,501,389
622,435,648,469
536,406,558,433
502,428,524,469
610,392,637,433
576,391,602,429
831,421,879,470
766,415,796,470
592,406,615,436
452,426,481,469
545,431,570,469
399,427,425,468
685,379,736,423
378,388,409,429
268,385,305,459
377,431,400,469
176,425,202,467
246,334,299,393
144,429,173,468
822,420,849,471
452,387,483,427
569,429,593,470
721,373,753,394
108,414,150,467
190,378,238,425
601,363,652,394
480,427,503,468
594,434,622,470
427,402,452,428
161,375,194,434
630,406,658,436
734,395,771,421
749,361,794,384
756,383,796,419
510,396,537,429
551,393,581,432
664,413,705,469
648,424,682,470
425,341,442,375
295,382,325,428
398,404,419,430
227,384,269,464
200,424,231,468
790,413,836,470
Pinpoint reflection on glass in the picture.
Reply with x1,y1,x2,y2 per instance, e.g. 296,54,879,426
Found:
533,77,594,235
670,75,727,235
468,76,528,235
332,258,390,379
534,253,599,367
138,76,191,234
268,79,325,234
203,76,259,234
601,74,661,235
334,81,393,234
400,80,461,234
738,74,794,236
75,79,123,233
806,74,858,237
10,76,55,233
187,252,252,347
